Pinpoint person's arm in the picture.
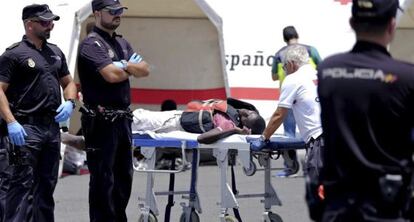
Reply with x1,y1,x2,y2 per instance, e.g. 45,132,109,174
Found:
59,75,77,100
126,61,150,78
263,76,297,139
101,56,149,82
250,106,288,151
61,132,85,150
310,46,322,65
123,43,150,78
55,75,77,123
0,81,27,145
271,64,279,81
271,55,281,81
262,107,288,140
80,40,131,83
0,82,15,123
0,54,16,124
99,64,131,83
197,126,250,144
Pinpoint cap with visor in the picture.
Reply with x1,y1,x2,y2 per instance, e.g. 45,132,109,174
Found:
22,4,60,21
352,0,401,23
92,0,128,11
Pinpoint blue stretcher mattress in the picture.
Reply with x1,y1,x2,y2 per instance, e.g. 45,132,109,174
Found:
132,132,305,150
247,136,306,150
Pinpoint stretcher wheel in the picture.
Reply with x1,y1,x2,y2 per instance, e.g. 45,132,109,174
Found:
224,215,239,222
179,211,200,222
138,212,158,222
267,212,283,222
243,160,257,176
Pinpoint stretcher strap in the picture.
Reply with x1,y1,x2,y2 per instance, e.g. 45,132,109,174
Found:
164,156,176,221
231,165,243,222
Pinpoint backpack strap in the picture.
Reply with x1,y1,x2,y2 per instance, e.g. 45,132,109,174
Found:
198,110,213,133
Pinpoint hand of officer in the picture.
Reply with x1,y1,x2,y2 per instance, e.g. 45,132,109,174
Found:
128,53,143,64
55,101,74,123
7,121,27,146
250,136,269,151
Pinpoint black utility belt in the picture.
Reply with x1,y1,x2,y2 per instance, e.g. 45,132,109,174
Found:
306,135,324,149
16,115,55,125
80,105,132,122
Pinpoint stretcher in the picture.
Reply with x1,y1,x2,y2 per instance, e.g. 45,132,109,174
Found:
132,131,305,222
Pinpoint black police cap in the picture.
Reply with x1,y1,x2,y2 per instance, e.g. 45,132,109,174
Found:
22,4,60,21
92,0,128,11
352,0,400,23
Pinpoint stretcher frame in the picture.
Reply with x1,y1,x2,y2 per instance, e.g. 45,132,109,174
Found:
132,133,305,222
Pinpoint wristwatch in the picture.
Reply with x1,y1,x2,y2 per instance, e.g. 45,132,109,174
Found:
121,60,128,70
67,99,76,109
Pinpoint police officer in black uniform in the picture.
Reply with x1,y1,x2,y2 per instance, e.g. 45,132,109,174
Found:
0,4,77,222
317,0,414,221
77,0,150,221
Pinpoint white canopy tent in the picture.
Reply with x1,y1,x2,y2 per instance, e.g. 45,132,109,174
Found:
390,0,414,62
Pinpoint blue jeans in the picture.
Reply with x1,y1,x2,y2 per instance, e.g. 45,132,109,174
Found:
282,109,297,168
283,109,296,138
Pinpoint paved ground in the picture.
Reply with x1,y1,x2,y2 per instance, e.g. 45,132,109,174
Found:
54,151,311,222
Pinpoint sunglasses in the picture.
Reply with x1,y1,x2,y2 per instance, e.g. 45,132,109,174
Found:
31,20,54,28
102,7,125,16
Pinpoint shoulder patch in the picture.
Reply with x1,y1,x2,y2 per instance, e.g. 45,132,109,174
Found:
85,33,101,46
6,42,20,50
87,32,97,38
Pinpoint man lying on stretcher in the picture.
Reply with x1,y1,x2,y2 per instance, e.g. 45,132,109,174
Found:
132,98,266,144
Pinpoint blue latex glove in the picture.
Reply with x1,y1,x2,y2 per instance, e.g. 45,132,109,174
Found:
7,121,27,146
113,61,126,69
128,53,143,64
55,101,74,123
250,137,268,151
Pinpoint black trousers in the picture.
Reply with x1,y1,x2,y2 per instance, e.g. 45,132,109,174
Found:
319,180,411,222
321,197,409,222
82,115,133,222
0,120,60,222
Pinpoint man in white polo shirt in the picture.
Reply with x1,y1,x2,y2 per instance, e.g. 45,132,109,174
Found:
251,44,323,177
251,44,324,219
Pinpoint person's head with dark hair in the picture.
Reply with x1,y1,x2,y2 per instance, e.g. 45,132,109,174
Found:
161,99,177,111
238,109,266,134
91,0,128,32
283,26,299,44
350,0,400,44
